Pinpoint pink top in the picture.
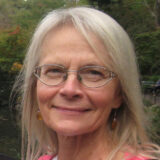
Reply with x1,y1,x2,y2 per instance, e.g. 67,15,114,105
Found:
124,153,148,160
38,155,55,160
38,154,148,160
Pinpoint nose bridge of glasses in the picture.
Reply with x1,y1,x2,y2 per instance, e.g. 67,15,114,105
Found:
66,69,81,80
67,69,78,73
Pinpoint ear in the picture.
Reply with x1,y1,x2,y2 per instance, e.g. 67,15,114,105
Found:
112,95,123,109
112,79,123,109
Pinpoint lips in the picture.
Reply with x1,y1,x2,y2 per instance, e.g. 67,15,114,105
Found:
52,106,92,113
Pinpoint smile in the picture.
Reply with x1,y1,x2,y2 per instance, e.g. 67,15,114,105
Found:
52,106,92,115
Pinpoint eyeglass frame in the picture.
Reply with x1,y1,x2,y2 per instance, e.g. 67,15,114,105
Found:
33,64,116,88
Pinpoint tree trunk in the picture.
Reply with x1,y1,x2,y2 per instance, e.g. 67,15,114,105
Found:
144,0,160,28
155,0,160,27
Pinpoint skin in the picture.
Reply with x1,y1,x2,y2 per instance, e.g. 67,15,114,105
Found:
36,25,122,160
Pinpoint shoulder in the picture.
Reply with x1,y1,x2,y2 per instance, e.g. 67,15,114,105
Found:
38,155,54,160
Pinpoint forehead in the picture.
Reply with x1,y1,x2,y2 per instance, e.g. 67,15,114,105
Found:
39,25,108,67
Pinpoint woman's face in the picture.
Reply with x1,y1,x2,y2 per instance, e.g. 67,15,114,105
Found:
36,25,122,136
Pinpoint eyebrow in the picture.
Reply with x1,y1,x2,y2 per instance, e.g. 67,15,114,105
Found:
84,63,99,66
82,63,105,67
55,63,104,68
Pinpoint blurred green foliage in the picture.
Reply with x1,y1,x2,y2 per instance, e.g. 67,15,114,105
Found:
105,0,156,35
145,105,160,145
135,30,160,75
142,75,160,82
0,27,28,72
0,108,20,159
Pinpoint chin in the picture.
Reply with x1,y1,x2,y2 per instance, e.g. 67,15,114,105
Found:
51,122,94,137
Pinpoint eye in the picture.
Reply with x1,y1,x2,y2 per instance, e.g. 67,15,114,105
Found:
42,65,65,78
80,67,108,81
88,70,104,76
47,68,62,73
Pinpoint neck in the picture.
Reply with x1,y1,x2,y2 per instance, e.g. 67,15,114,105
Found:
57,126,114,160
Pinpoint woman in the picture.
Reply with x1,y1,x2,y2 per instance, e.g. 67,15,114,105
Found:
14,7,160,160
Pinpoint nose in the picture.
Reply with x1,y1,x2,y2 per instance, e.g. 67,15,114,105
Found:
59,74,83,100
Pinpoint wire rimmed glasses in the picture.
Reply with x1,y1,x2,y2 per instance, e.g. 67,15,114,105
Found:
34,64,116,88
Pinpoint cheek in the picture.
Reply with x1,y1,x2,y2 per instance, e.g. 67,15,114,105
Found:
36,82,57,105
91,80,122,110
88,89,114,109
87,82,121,114
87,91,113,129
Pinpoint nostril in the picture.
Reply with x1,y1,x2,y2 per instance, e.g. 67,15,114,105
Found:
59,84,83,99
63,75,68,80
73,94,81,99
78,75,82,81
60,91,82,100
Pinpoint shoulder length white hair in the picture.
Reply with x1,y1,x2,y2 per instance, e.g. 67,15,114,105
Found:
13,6,160,160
